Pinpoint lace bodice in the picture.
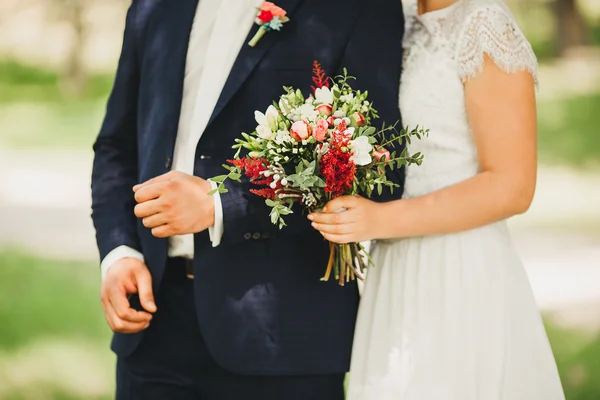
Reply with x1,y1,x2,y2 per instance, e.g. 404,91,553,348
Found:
400,0,538,198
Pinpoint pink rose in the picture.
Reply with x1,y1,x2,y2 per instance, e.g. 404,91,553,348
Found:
261,1,287,18
352,112,367,127
313,119,329,142
290,121,312,141
315,104,333,117
326,116,335,127
373,147,391,162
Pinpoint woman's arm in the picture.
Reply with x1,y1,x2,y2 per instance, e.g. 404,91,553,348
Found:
309,55,537,244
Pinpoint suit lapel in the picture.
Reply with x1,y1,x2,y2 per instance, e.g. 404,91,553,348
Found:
158,0,199,155
208,0,302,126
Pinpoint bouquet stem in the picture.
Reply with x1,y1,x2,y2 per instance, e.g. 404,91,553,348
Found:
321,242,370,286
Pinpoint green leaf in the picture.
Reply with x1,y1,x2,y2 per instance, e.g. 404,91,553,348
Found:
210,175,229,183
363,126,376,136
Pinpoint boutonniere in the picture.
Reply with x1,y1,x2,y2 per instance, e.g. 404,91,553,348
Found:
248,1,290,47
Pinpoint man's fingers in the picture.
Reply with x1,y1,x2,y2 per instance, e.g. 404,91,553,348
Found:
133,172,174,192
104,303,150,334
151,224,173,238
134,199,162,219
142,213,168,229
108,288,153,323
135,268,157,313
134,182,169,203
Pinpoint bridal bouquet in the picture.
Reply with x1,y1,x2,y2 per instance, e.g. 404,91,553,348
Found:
211,61,426,285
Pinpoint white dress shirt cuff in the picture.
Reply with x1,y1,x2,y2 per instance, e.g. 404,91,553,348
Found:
100,245,145,281
208,180,224,247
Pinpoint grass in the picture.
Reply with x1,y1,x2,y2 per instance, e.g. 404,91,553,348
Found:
0,252,109,349
0,101,105,149
0,60,110,150
0,251,113,399
537,92,600,167
546,322,600,400
0,60,113,104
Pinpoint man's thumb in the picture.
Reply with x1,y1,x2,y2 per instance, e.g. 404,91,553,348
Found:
136,268,157,313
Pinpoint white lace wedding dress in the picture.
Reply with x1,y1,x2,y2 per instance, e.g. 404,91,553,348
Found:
346,1,565,399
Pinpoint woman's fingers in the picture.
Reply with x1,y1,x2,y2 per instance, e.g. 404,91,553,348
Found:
311,221,356,235
309,208,358,225
321,233,354,244
322,195,359,213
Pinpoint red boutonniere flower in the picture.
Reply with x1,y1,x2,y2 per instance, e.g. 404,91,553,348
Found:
248,1,290,47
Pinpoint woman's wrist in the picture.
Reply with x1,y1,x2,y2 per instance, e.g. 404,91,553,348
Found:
373,199,407,240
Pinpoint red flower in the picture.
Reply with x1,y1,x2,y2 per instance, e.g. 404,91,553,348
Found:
229,157,280,200
229,157,269,179
319,124,356,197
250,188,277,200
311,60,330,93
258,10,274,23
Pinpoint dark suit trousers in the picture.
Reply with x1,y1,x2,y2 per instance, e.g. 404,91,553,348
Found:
116,259,345,400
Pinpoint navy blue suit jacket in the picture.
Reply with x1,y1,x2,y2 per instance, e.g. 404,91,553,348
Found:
92,0,404,375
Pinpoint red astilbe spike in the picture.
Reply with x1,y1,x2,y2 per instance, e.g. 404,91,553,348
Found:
228,158,269,180
250,188,277,200
311,60,330,93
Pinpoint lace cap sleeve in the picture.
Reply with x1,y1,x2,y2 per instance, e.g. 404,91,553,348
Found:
456,2,538,84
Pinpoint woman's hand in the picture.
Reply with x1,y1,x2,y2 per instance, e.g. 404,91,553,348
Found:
308,196,384,243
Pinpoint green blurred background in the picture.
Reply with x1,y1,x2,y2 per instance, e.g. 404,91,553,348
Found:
0,0,599,399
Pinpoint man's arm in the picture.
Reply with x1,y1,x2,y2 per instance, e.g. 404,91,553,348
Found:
91,2,142,261
92,3,157,334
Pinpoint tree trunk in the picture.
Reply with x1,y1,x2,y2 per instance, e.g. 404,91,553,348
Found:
59,1,88,98
555,0,590,56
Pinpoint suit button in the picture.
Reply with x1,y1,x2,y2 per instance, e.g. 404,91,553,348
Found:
165,156,172,169
262,232,270,239
243,233,252,240
252,232,261,240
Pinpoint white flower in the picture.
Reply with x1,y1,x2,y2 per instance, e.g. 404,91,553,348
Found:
279,98,292,114
257,125,275,140
292,104,318,122
255,105,279,138
315,87,334,105
349,136,373,166
274,129,293,145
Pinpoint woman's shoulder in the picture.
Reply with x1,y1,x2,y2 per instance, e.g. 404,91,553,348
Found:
451,0,539,83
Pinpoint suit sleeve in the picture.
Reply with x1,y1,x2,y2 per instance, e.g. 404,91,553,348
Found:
91,3,143,262
337,0,406,202
217,175,314,246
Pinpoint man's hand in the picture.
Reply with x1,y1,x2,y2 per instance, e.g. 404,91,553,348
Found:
100,258,156,334
133,171,215,238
